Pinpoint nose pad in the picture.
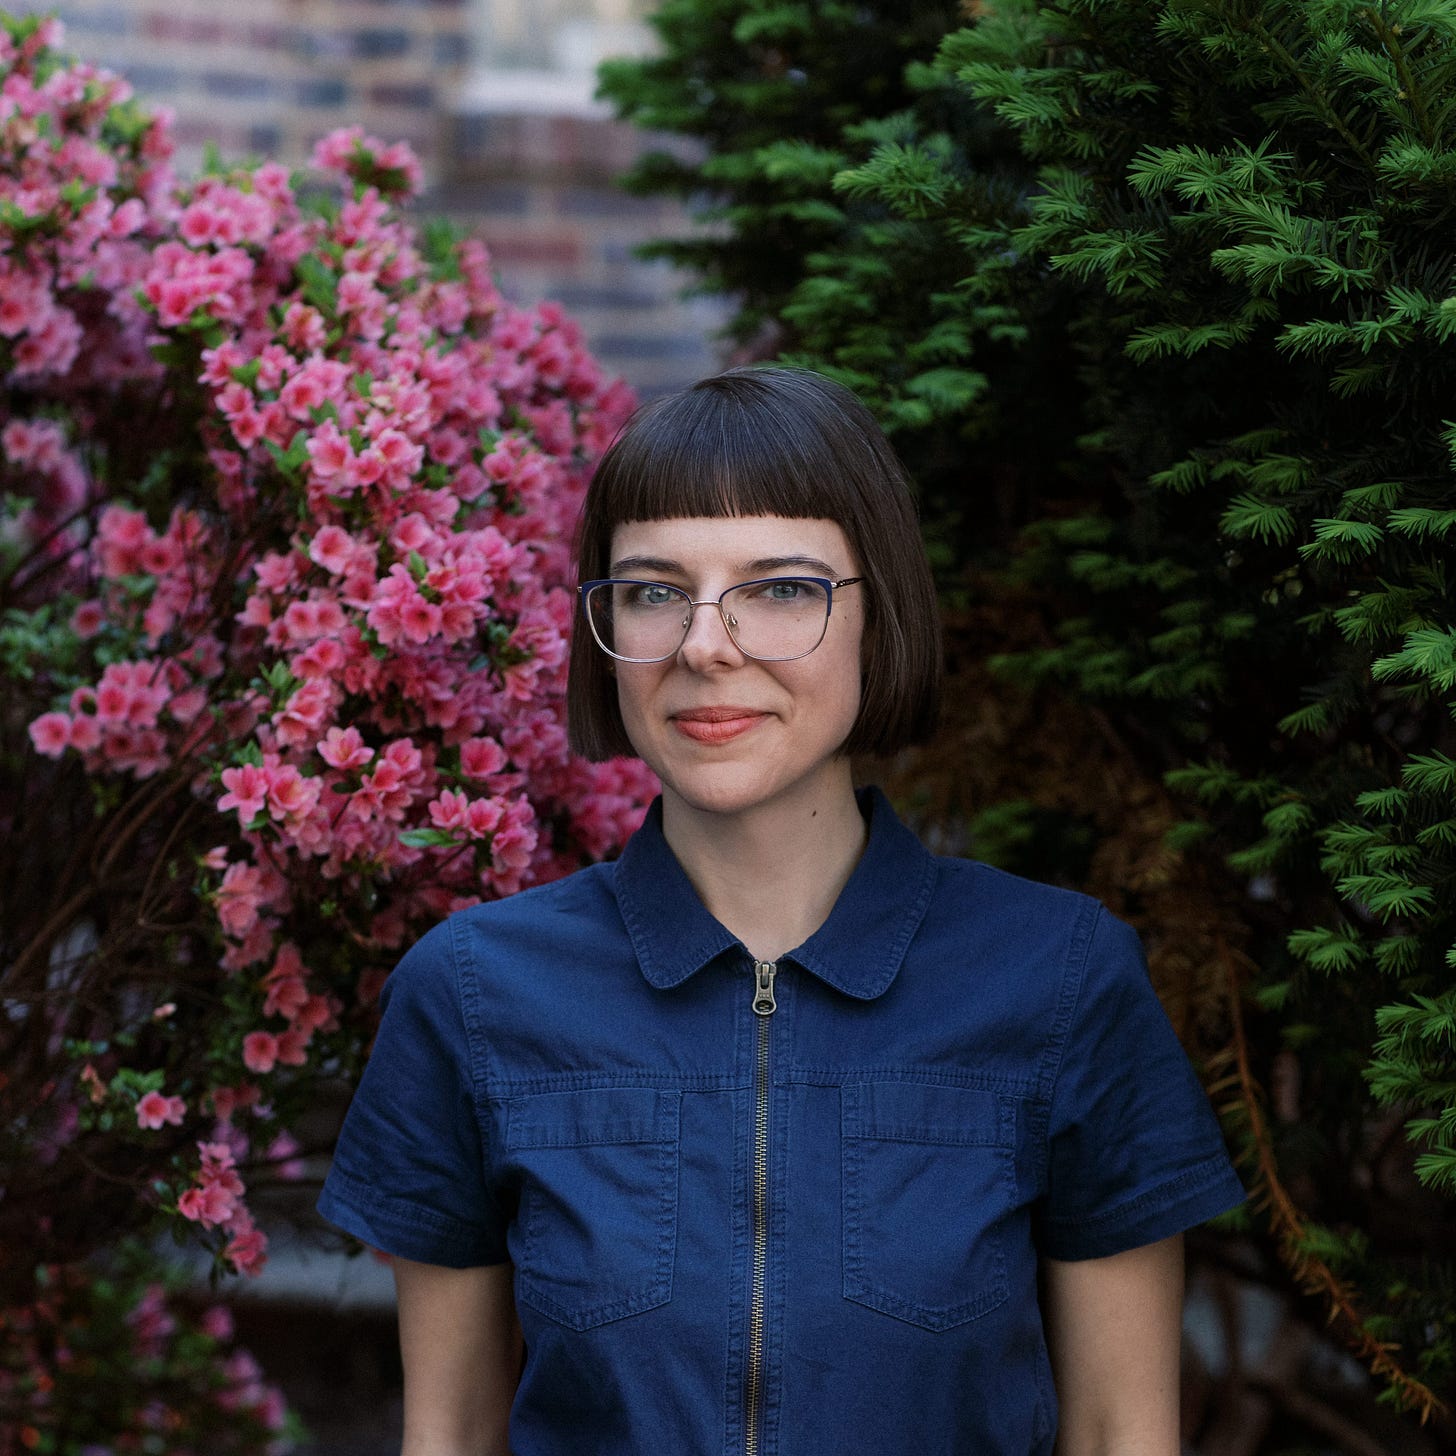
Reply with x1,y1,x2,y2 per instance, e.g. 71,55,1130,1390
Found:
678,599,743,664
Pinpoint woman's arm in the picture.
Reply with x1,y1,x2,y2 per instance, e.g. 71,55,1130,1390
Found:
393,1256,522,1456
1042,1233,1185,1456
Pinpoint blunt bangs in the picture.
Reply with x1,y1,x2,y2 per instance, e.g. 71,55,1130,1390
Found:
568,366,943,762
586,370,865,526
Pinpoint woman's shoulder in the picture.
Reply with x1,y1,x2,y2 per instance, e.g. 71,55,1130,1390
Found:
913,852,1144,1012
387,860,622,992
929,851,1105,932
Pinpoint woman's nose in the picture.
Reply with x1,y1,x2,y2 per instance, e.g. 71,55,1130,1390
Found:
677,598,744,668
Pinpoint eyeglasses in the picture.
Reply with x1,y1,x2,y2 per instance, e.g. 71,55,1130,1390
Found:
579,575,864,663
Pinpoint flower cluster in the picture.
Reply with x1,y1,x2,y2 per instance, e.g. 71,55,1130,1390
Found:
0,1250,296,1455
3,18,656,1451
0,16,171,564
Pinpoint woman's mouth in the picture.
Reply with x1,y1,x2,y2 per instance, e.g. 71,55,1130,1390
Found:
670,708,769,745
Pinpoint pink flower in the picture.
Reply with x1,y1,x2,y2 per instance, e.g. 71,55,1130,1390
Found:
276,1027,310,1066
178,1182,237,1228
318,724,374,771
492,807,538,871
65,713,99,752
28,711,71,757
254,551,300,592
265,764,321,821
218,763,268,822
293,636,346,678
428,788,468,831
211,1082,261,1121
467,796,505,839
294,993,336,1034
169,686,208,723
225,1221,268,1276
399,595,442,643
71,600,105,637
135,1090,186,1130
460,737,507,779
281,301,327,352
215,862,266,939
305,418,352,472
274,679,334,747
263,974,309,1020
308,524,353,574
242,1031,279,1075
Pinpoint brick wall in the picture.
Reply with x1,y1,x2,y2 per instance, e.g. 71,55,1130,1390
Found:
8,0,727,394
13,0,471,177
433,110,728,398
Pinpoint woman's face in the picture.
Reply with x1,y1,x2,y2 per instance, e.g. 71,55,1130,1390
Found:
607,514,865,823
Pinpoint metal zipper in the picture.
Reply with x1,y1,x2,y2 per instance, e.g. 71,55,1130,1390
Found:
745,959,776,1456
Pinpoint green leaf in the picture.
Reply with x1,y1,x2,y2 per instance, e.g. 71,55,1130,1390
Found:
1386,507,1456,539
1278,700,1333,736
398,827,460,849
1372,628,1456,689
1401,752,1456,795
1354,785,1409,816
1263,800,1314,838
1300,517,1385,557
1221,494,1296,543
295,253,339,315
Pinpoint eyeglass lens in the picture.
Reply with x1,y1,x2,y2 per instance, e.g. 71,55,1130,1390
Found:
587,579,832,662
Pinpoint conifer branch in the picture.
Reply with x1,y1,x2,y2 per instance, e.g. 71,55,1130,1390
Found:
1221,937,1449,1423
1244,17,1380,173
1361,6,1437,148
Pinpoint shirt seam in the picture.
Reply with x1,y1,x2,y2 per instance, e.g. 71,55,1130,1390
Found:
489,1070,745,1094
785,1068,1036,1094
1031,898,1102,1193
613,852,732,988
1048,1147,1240,1240
863,848,936,995
325,1161,488,1240
449,911,497,1187
1041,1153,1238,1232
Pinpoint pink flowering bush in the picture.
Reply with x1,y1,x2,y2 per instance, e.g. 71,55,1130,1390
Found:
0,1247,298,1456
1,15,654,1449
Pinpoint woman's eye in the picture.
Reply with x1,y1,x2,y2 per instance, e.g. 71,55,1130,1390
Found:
764,580,804,601
629,584,677,607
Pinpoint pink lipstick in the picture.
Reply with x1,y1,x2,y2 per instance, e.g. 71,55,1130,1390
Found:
671,708,768,745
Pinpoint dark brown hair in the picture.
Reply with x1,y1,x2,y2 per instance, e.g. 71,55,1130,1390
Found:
567,366,942,760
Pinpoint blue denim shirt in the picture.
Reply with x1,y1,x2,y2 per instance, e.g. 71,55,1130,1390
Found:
319,787,1244,1455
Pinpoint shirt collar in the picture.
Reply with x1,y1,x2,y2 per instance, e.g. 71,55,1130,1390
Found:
612,786,938,1001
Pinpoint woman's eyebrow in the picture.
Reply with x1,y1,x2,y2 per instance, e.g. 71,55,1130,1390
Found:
608,554,840,578
608,555,683,577
740,555,838,577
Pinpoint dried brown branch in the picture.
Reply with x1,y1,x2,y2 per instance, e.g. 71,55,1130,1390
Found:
1220,936,1448,1424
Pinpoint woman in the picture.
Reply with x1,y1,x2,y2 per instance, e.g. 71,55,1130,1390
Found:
318,366,1244,1456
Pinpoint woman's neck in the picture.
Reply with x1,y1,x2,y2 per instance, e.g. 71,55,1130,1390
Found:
660,772,868,963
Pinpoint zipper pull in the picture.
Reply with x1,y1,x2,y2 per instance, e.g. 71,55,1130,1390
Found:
752,960,777,1016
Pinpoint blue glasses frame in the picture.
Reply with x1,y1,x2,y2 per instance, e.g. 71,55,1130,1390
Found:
579,575,864,663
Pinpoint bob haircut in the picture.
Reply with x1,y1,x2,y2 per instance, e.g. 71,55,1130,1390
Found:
568,365,943,761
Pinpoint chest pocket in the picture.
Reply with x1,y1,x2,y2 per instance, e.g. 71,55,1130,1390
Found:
841,1081,1016,1331
505,1087,679,1331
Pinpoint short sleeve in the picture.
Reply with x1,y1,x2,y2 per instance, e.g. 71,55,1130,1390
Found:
316,919,508,1268
1037,906,1245,1261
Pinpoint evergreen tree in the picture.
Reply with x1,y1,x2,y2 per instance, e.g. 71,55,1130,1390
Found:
610,0,1456,1422
597,0,971,350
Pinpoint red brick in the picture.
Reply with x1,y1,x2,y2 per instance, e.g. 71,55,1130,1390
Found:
475,231,583,269
144,15,227,45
